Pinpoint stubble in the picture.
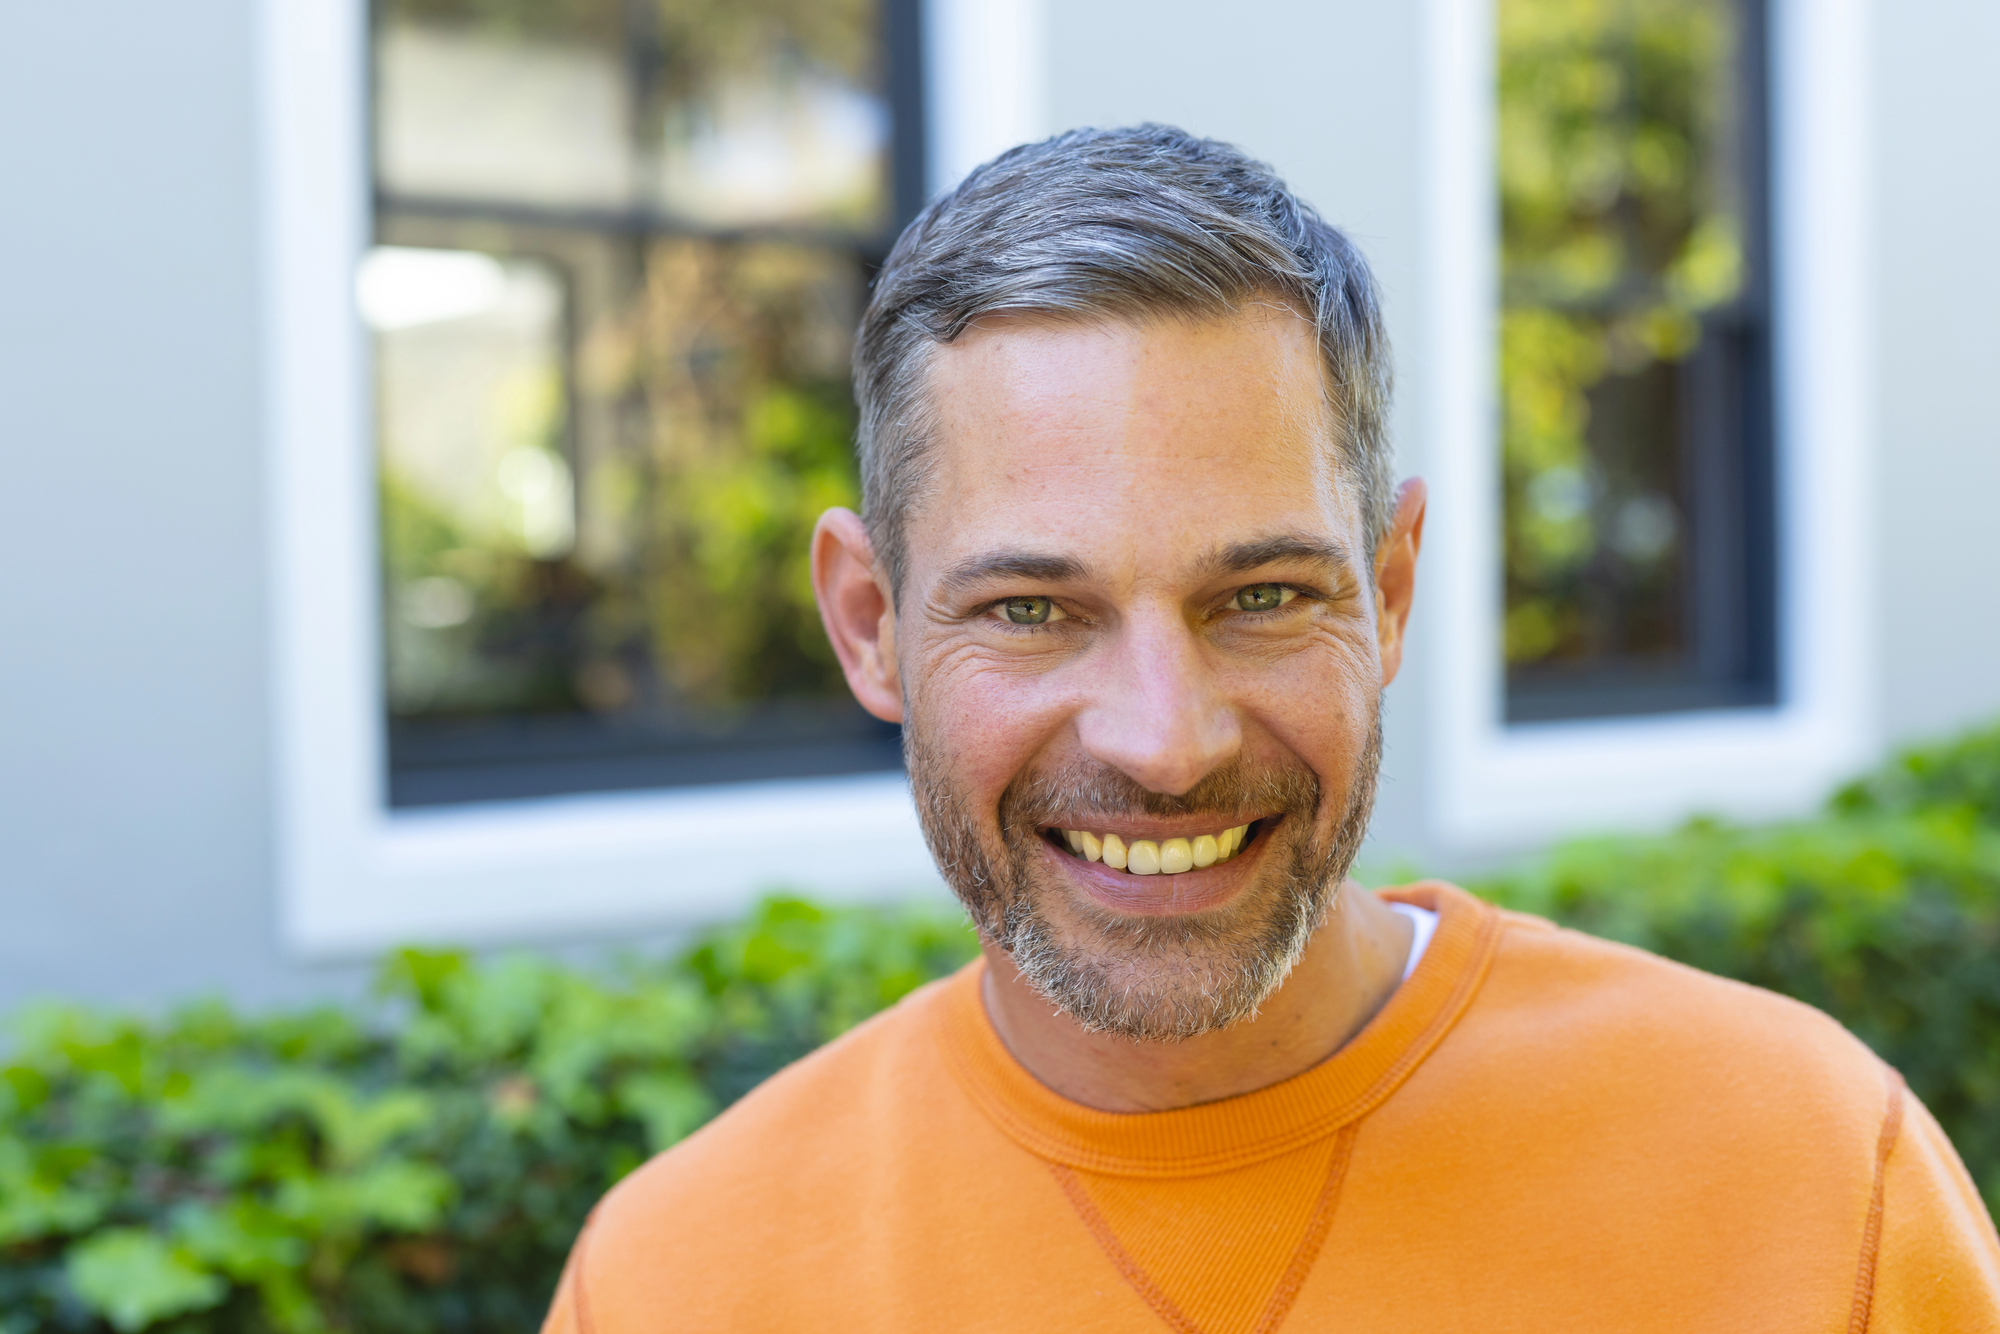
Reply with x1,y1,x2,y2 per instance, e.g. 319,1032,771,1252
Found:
906,712,1383,1041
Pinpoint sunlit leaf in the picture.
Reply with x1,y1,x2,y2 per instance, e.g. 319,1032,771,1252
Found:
66,1230,226,1332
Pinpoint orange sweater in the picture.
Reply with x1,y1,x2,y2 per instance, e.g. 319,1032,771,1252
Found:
542,884,2000,1332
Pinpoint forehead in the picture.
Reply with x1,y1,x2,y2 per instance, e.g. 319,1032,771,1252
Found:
909,307,1356,588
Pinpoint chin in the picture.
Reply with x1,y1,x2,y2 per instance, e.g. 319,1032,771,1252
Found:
994,818,1340,1042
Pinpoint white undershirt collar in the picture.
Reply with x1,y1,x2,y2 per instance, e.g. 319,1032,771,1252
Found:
1387,901,1440,983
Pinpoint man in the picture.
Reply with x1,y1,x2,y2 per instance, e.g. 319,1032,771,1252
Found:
542,126,2000,1330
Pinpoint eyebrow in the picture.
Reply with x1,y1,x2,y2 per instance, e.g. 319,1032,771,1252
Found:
1194,535,1355,581
937,550,1092,597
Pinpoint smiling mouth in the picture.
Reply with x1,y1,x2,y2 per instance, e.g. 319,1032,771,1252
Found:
1047,821,1259,876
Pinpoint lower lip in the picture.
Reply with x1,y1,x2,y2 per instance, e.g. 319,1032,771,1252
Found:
1042,828,1265,917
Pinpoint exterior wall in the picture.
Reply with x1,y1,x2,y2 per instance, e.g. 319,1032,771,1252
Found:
0,0,359,1011
0,0,1993,1012
1872,0,2000,744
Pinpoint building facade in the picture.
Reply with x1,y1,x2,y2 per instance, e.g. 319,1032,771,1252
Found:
3,0,1996,1009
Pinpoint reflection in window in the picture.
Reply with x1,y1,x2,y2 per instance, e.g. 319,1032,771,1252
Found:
369,0,918,806
1498,0,1775,722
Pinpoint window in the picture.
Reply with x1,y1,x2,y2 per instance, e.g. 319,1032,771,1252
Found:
366,0,923,806
1420,0,1868,845
1497,0,1775,722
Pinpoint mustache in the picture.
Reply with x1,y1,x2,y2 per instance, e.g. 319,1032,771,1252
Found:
997,754,1322,833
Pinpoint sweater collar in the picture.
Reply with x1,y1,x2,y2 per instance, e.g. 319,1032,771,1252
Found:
931,882,1502,1177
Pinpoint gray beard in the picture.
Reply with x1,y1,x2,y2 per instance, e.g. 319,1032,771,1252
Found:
905,712,1382,1042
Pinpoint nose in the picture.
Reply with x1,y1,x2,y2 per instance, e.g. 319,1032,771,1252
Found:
1072,607,1241,797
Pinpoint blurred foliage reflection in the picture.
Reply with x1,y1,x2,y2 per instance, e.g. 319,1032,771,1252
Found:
368,0,901,802
377,241,862,721
1499,0,1759,696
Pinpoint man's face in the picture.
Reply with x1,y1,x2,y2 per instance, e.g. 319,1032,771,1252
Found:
872,306,1396,1039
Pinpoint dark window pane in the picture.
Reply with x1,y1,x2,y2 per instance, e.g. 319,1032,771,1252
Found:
1498,0,1775,722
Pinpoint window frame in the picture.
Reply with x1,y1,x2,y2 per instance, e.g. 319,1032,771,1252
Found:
263,0,1045,954
1419,0,1876,846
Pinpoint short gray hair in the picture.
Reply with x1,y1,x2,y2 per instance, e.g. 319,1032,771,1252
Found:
853,124,1395,596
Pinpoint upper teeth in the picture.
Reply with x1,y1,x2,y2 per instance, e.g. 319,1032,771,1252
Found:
1059,824,1252,875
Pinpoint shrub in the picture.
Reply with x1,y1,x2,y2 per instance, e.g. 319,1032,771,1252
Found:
1832,715,2000,825
0,901,977,1334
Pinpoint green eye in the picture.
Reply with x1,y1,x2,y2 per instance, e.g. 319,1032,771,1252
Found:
1003,597,1055,625
1234,584,1293,612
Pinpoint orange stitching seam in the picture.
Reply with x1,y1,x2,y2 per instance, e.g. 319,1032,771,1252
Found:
1050,1123,1362,1334
1049,1164,1204,1334
569,1212,598,1334
1847,1065,1906,1334
1249,1123,1359,1334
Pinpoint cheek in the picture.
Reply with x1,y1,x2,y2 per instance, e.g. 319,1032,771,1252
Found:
1225,633,1380,780
909,643,1077,803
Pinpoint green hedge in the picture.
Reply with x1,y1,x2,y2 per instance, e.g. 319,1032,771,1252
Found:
0,905,977,1333
4,721,1997,1333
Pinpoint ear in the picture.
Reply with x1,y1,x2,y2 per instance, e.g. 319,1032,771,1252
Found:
1373,478,1427,689
811,508,904,723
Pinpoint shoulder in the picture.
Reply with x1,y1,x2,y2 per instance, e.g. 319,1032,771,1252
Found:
1390,881,1890,1107
1489,903,1878,1066
600,966,968,1223
558,963,1084,1328
1350,886,1981,1322
563,964,1025,1326
1455,893,1897,1151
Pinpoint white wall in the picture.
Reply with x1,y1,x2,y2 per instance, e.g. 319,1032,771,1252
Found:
1873,1,2000,744
0,0,361,1010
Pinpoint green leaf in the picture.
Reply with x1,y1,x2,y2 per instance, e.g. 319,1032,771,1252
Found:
376,947,470,1013
66,1228,226,1332
172,1199,307,1281
0,1133,110,1242
275,1158,453,1233
615,1071,716,1152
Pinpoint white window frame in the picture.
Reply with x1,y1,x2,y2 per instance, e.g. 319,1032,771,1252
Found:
260,0,1045,956
1419,0,1876,847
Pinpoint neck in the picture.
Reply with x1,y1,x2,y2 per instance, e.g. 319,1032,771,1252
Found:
978,880,1415,1114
